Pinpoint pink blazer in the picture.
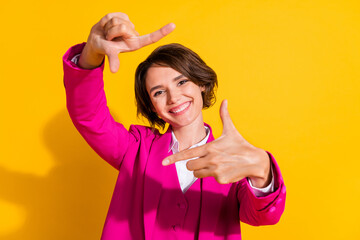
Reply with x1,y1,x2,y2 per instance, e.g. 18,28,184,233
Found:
63,43,286,240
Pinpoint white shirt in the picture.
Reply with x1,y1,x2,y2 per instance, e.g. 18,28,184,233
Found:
170,127,211,193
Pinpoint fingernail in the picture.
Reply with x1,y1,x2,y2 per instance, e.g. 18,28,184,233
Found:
162,159,169,166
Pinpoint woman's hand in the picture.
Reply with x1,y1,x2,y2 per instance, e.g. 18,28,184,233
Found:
162,100,272,187
79,12,175,73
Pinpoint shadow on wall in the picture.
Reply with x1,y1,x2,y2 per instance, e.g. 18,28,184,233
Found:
0,108,246,239
0,109,118,240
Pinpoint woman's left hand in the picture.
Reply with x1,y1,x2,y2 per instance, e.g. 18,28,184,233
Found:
162,99,272,187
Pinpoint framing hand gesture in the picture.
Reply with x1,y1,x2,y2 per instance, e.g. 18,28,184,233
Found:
162,100,272,188
79,12,175,73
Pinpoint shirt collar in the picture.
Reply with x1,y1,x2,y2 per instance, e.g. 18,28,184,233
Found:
168,126,210,153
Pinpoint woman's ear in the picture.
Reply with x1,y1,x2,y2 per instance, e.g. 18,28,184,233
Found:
200,85,206,92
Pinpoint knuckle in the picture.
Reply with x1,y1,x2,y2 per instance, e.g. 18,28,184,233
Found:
215,176,222,184
111,17,120,25
206,144,218,154
125,21,136,32
103,13,112,23
213,168,221,177
118,23,127,32
217,176,228,184
208,154,218,165
186,161,192,170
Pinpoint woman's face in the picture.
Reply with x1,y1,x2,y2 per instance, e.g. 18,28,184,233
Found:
145,66,205,128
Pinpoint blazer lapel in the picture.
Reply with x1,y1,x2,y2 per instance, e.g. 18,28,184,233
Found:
143,127,172,240
144,123,228,240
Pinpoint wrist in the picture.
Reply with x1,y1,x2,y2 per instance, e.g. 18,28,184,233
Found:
249,174,271,188
249,149,272,188
78,43,104,69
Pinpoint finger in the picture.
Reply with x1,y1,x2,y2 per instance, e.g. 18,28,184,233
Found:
103,17,123,36
186,158,211,171
105,23,138,41
100,12,131,28
220,99,236,135
107,52,120,73
102,14,136,34
139,23,176,48
162,144,206,166
193,168,213,179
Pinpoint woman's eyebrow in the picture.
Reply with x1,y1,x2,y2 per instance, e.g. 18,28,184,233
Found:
149,74,184,94
173,74,184,81
149,85,162,94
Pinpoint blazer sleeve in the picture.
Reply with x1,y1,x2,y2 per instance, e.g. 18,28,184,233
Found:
237,151,286,226
63,43,139,170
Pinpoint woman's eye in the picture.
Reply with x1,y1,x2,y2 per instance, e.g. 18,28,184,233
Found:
154,90,163,97
178,79,188,86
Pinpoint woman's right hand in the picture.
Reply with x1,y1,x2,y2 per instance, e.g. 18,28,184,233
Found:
79,12,175,73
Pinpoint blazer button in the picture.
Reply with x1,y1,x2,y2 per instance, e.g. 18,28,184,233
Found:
172,224,180,232
268,206,276,213
177,203,186,209
275,198,282,206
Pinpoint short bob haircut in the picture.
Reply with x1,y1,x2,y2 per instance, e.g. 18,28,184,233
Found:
135,43,218,129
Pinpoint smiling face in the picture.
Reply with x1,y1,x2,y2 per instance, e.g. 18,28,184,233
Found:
145,66,205,129
135,43,218,129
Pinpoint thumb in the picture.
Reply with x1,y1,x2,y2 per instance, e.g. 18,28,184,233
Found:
107,53,120,73
220,99,236,135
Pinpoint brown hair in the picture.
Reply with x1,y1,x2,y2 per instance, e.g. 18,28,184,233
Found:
135,43,218,129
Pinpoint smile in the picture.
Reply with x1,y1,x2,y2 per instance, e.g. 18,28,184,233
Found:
169,101,191,114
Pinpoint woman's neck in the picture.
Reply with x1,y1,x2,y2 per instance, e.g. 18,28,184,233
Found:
171,115,207,151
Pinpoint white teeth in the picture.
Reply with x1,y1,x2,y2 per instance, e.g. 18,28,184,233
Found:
171,102,190,113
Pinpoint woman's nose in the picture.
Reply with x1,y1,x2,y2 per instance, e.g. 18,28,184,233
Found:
167,89,181,104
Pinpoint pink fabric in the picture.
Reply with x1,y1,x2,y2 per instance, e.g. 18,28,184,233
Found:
63,43,286,240
151,160,202,239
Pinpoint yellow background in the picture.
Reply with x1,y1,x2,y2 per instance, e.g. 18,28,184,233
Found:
1,0,359,239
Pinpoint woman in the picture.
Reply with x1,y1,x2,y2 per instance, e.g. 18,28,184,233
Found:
63,12,286,240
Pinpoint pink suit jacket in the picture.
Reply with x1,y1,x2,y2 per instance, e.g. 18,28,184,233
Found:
63,43,286,240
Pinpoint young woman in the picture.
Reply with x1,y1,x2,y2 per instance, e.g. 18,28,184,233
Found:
63,12,286,240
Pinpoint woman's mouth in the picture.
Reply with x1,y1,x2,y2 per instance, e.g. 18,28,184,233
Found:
169,101,191,114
